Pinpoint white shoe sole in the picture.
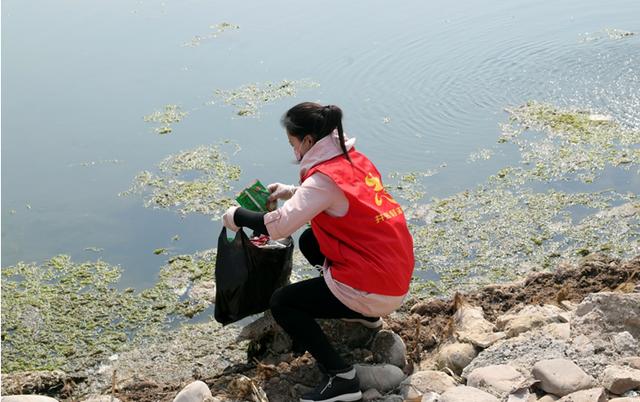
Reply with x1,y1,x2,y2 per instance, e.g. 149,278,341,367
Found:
341,317,383,329
300,390,362,402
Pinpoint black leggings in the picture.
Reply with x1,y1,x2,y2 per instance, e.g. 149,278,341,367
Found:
269,228,370,371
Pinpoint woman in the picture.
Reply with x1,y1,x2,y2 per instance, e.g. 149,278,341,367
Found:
222,102,414,402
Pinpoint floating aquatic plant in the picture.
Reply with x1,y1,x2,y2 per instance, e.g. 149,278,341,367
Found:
407,102,640,296
410,184,638,296
467,148,495,163
183,22,239,47
500,102,640,183
580,28,636,42
143,105,188,135
213,79,320,117
388,170,437,204
1,249,218,373
120,143,241,216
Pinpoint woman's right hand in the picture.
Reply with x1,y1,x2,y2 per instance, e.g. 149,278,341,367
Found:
266,183,296,211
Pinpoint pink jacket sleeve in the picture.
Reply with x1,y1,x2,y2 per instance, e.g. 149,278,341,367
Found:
263,173,348,239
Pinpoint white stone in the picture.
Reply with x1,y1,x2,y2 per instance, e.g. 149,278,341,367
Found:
556,387,606,402
497,305,566,338
532,359,596,397
537,395,560,402
609,398,640,402
439,385,500,402
602,366,640,395
80,396,122,402
544,323,571,340
467,364,525,397
420,392,440,402
370,330,407,369
399,370,457,399
1,397,59,402
355,364,406,392
436,343,477,375
454,303,495,334
173,380,212,402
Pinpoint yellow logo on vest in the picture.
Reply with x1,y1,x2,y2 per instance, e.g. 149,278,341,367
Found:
365,172,398,206
365,173,403,224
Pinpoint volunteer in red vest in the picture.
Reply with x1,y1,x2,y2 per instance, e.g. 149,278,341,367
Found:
222,102,414,402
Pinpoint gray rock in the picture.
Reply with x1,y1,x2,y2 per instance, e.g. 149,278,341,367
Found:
556,387,606,402
466,364,526,397
601,365,640,395
1,397,59,402
572,292,640,338
399,370,457,399
371,330,407,369
1,371,67,396
609,398,640,402
362,388,383,402
619,357,640,370
436,343,477,375
173,380,212,402
380,395,403,402
355,364,406,393
532,359,596,397
439,386,500,402
612,332,639,355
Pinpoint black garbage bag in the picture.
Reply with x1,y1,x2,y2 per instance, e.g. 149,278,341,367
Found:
214,227,293,325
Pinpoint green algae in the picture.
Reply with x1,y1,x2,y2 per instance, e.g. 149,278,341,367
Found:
580,28,636,42
120,143,241,216
1,256,167,373
183,22,239,47
213,79,320,117
409,185,639,296
406,102,640,296
467,148,495,163
500,102,640,183
1,249,219,374
143,105,188,135
69,159,123,168
388,170,437,204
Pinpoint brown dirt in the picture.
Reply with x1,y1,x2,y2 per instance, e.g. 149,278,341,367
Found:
388,253,639,365
28,254,639,402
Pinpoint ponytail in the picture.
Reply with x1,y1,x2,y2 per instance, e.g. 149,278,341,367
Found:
323,105,351,163
281,102,352,163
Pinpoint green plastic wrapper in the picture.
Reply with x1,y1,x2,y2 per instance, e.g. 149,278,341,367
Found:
236,180,270,212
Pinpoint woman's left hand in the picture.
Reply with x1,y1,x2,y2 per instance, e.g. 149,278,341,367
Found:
222,206,240,232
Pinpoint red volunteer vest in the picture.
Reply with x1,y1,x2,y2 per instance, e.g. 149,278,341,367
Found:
302,149,415,296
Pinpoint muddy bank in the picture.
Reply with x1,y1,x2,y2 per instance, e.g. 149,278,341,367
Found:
3,253,637,402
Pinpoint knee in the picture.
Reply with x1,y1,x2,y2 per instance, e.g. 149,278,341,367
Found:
269,286,288,317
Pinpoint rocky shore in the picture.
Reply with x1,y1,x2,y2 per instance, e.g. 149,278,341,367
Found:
2,254,639,402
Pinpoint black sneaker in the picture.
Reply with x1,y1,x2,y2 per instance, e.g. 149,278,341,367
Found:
300,366,362,402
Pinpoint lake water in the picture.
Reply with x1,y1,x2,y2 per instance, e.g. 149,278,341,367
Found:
2,0,639,290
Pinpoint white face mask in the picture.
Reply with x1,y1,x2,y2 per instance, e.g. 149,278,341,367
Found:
292,136,311,163
293,143,303,162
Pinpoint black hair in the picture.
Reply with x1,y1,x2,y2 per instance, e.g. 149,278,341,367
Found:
281,102,351,162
